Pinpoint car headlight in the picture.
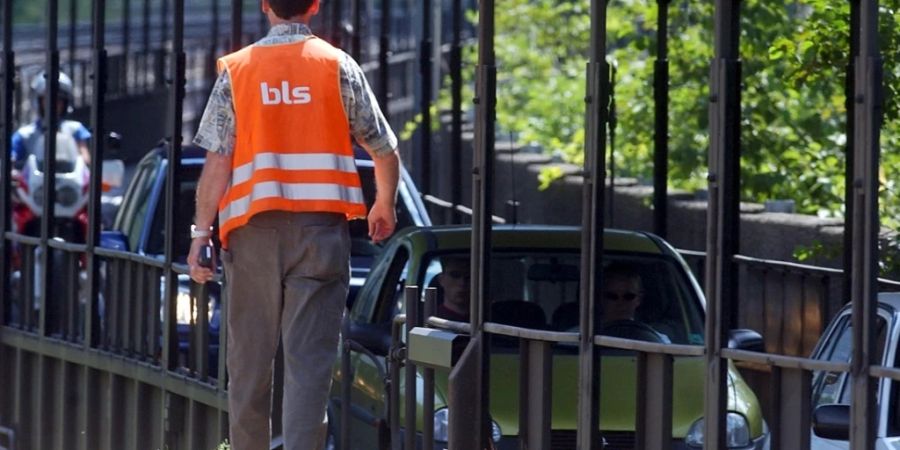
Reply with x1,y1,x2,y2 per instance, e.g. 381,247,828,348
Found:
175,290,214,325
433,407,501,443
685,413,751,448
176,291,194,325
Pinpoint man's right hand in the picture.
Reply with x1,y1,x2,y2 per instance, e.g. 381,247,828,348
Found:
188,237,217,283
368,199,396,243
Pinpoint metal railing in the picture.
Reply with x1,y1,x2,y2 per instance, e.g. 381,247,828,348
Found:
1,229,227,449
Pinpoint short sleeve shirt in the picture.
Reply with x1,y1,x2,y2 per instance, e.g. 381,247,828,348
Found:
193,23,397,158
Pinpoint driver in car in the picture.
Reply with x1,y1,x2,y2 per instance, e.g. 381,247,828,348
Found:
434,255,471,322
600,264,671,343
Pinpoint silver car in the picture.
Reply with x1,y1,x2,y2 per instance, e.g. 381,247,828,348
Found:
810,292,900,449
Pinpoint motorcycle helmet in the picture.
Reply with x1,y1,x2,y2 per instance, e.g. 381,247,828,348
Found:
30,70,75,116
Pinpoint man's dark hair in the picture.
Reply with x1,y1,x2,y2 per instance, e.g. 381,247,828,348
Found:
268,0,315,19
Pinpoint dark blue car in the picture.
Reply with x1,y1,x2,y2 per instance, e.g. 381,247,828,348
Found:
100,141,431,372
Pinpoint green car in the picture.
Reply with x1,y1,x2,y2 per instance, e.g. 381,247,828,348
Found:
328,225,770,449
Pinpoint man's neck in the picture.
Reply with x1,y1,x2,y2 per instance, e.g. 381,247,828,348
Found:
267,14,312,27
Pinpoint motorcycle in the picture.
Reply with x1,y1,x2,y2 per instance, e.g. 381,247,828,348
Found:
7,131,123,330
12,131,90,241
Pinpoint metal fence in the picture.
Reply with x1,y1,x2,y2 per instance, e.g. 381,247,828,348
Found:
1,0,893,450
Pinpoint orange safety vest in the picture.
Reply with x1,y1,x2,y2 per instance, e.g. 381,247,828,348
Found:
216,37,367,248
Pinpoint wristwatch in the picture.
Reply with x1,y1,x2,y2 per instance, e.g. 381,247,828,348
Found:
190,224,213,239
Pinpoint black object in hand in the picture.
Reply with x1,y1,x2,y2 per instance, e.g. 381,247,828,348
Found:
198,245,213,268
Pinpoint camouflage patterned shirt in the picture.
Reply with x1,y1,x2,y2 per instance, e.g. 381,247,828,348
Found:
193,23,397,157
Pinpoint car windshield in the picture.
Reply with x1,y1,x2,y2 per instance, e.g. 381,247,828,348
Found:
417,250,705,345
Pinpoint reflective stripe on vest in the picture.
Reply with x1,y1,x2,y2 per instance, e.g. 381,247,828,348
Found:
216,37,366,248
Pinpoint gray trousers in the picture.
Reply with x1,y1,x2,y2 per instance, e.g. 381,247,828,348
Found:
222,211,349,450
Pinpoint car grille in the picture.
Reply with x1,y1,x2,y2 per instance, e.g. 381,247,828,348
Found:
550,431,636,450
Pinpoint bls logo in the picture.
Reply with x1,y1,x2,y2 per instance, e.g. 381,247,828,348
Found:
260,81,312,105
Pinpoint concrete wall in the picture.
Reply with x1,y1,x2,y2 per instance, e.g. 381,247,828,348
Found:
427,116,850,269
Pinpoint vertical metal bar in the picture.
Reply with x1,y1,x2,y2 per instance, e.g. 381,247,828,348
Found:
419,0,433,195
769,366,782,450
34,355,51,450
653,0,669,238
135,263,148,356
160,0,169,49
66,252,77,340
0,0,14,327
331,0,343,47
849,0,882,448
773,367,811,450
519,339,552,450
378,0,391,120
207,0,220,90
422,287,436,450
141,0,150,89
705,1,741,449
150,266,161,361
340,315,352,450
390,318,403,450
69,0,77,84
23,246,35,330
576,0,609,448
351,0,362,60
636,352,673,450
607,64,616,225
842,0,860,318
188,283,199,372
217,276,228,387
41,0,62,338
404,287,420,450
108,259,121,348
120,259,134,350
452,0,496,446
161,0,186,371
196,284,210,380
449,0,462,223
13,349,30,450
231,0,242,52
122,0,130,94
85,0,108,346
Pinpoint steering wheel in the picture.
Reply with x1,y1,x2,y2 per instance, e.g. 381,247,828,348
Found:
600,320,666,343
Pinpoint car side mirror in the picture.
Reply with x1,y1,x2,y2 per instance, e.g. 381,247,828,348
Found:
812,404,850,440
727,328,764,352
104,131,122,157
100,230,129,251
348,321,392,356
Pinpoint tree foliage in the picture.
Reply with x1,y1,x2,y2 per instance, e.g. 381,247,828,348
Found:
465,0,900,225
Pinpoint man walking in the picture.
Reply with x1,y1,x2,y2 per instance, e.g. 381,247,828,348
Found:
188,1,400,448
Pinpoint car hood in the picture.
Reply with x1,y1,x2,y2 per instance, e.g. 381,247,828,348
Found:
428,352,764,439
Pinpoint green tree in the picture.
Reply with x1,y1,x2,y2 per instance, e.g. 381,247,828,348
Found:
446,0,900,225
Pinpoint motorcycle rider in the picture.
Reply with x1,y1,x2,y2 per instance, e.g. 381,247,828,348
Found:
10,70,91,170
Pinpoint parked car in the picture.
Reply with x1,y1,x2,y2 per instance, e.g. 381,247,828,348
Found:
99,141,431,367
329,225,770,449
810,293,900,449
